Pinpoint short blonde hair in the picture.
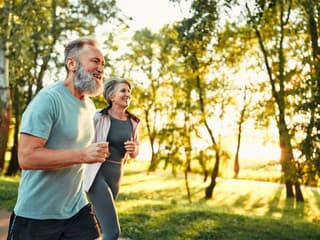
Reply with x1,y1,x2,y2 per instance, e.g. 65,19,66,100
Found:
103,78,132,106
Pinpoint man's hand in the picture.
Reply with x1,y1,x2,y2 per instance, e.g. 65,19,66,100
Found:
84,142,109,163
18,134,109,170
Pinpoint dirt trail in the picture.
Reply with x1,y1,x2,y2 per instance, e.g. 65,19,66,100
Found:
0,209,10,240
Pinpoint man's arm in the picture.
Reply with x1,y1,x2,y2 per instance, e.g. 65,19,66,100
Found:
18,133,108,170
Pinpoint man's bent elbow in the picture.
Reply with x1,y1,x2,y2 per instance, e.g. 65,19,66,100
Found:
18,151,33,170
18,156,29,170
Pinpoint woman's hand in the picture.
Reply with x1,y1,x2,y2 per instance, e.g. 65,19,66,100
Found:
124,140,137,157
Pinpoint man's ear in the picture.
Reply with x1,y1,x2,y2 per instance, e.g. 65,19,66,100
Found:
66,57,77,72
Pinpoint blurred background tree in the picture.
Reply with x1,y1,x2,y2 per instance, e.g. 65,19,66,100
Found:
0,0,319,203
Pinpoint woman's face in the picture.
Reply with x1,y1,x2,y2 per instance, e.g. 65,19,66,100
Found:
110,83,132,108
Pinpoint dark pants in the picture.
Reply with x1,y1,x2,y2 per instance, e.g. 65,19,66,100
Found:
87,161,123,240
7,204,100,240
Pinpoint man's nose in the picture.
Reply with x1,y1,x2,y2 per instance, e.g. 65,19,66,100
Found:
97,65,104,73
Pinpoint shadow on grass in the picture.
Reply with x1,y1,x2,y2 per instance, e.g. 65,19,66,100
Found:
119,203,320,240
118,176,320,240
232,194,251,206
118,182,194,201
121,175,178,189
122,169,146,177
281,198,305,221
265,187,283,218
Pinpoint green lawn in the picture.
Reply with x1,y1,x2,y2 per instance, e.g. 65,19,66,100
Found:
0,175,19,210
1,162,319,240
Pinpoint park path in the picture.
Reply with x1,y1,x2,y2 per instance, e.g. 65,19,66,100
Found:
0,209,10,240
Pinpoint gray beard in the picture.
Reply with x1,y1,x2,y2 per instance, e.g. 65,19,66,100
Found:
74,63,99,96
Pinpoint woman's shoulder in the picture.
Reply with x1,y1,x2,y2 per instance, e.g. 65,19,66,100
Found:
93,108,107,120
127,111,140,123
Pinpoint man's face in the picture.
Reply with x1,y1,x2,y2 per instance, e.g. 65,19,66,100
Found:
74,45,105,97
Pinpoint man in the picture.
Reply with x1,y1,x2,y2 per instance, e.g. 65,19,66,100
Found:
7,37,108,240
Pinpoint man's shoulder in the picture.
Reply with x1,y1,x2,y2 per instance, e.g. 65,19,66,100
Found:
41,81,64,93
35,81,64,100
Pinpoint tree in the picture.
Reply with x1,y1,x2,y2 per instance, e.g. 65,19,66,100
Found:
0,43,11,172
124,28,165,171
296,0,320,185
245,0,304,201
234,86,249,178
173,0,230,199
0,0,120,175
0,0,12,171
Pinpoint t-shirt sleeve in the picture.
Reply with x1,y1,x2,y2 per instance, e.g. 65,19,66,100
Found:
20,92,56,140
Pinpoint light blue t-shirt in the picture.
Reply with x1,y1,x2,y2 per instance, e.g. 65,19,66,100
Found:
14,81,96,219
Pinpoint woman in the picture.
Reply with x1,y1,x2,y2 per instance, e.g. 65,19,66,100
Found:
84,78,140,240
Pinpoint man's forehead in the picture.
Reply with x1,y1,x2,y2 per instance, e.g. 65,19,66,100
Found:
79,44,103,58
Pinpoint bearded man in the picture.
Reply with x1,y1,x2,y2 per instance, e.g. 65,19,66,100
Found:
7,37,108,240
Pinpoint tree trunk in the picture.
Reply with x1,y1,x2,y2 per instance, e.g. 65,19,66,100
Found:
205,152,220,199
184,110,192,203
145,109,158,172
279,123,294,199
148,152,157,172
278,118,304,202
234,153,240,179
184,169,192,203
247,1,303,202
5,117,20,176
0,43,11,172
195,75,221,198
234,87,247,178
5,84,21,176
278,119,303,201
301,1,320,185
295,181,304,202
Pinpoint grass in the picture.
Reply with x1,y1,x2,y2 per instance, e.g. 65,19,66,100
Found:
1,161,320,239
0,175,19,210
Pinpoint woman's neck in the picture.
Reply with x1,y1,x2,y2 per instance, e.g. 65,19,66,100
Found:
108,107,127,120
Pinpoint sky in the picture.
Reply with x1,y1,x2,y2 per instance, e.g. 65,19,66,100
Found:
116,0,190,31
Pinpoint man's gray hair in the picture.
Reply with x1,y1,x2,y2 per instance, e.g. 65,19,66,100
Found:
64,37,99,70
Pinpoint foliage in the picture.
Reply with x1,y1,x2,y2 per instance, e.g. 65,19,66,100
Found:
122,28,164,171
0,0,121,175
295,0,320,185
120,0,319,200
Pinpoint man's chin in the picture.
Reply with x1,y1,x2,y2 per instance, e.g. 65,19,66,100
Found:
85,88,103,97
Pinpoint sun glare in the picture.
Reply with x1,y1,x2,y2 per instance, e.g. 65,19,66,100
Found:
240,142,281,164
116,0,191,32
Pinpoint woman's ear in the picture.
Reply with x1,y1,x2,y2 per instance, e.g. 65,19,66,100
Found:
66,57,77,73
